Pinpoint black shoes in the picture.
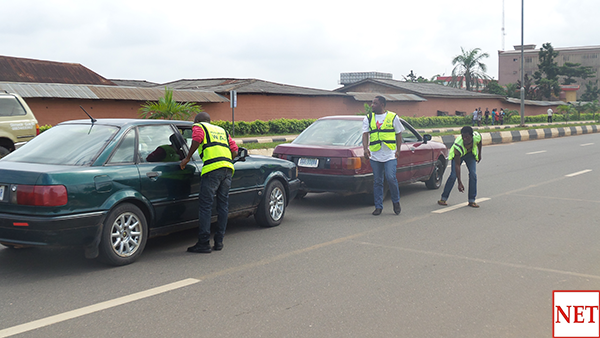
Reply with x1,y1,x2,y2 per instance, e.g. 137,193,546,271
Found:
393,202,401,215
372,208,382,216
187,242,212,253
213,242,224,251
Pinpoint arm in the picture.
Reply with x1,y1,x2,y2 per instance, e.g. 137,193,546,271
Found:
395,132,402,159
229,135,239,158
362,132,370,162
180,140,200,170
477,142,482,163
454,150,465,193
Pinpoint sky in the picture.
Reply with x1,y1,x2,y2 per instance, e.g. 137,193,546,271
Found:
1,0,599,90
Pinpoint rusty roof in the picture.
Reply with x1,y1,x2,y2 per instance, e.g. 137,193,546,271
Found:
0,55,115,85
163,78,346,96
0,82,228,103
347,92,427,102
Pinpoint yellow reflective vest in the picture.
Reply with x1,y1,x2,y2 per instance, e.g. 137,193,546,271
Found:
448,131,482,161
194,122,235,176
368,112,398,152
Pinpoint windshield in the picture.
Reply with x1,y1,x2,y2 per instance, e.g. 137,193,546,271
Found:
0,96,27,116
2,124,118,165
293,119,363,146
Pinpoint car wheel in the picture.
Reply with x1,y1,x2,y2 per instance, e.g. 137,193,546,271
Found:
99,203,148,266
255,180,286,227
0,146,10,159
425,159,445,189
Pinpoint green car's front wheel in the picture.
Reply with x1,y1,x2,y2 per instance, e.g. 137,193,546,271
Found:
99,203,148,266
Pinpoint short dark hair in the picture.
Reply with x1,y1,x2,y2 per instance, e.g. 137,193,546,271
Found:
375,95,387,106
460,126,474,136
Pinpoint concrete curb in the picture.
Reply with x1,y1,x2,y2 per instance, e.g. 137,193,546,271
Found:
244,123,600,157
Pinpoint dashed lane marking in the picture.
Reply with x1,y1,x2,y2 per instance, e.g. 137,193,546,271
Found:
565,169,592,177
432,197,491,214
526,150,547,155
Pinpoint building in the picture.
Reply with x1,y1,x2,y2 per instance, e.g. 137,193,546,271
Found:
498,44,600,100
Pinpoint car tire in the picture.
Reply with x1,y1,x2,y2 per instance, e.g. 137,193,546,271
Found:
0,146,10,159
425,159,445,189
98,203,148,266
255,180,286,227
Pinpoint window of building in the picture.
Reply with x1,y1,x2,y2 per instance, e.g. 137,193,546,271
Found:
525,57,533,63
583,53,598,59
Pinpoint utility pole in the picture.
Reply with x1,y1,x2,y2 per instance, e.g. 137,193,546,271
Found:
520,0,525,126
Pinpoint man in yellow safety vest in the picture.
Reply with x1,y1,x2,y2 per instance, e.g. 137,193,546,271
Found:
362,95,404,216
437,126,482,208
181,112,238,253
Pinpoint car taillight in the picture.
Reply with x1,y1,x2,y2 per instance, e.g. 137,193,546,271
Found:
16,185,68,206
36,124,40,136
344,157,362,170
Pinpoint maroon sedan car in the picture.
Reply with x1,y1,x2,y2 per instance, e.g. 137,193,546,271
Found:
273,115,448,198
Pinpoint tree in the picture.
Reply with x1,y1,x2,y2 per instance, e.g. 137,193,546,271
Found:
580,80,600,102
139,87,203,120
403,70,417,82
516,74,537,100
560,62,596,85
533,43,561,100
482,80,506,96
504,83,519,98
450,47,490,91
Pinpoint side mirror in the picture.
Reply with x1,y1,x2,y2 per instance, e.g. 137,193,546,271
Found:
422,134,432,144
233,147,248,163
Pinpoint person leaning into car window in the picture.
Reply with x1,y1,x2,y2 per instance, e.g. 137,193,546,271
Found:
362,95,404,216
146,134,185,162
180,112,238,253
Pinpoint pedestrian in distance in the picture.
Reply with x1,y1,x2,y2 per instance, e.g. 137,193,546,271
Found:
472,108,478,126
491,108,496,126
477,108,482,127
484,108,490,125
181,112,239,253
547,108,553,123
499,108,505,125
362,95,404,216
437,126,482,208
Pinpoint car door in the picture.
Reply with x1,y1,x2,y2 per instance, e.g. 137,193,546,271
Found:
400,123,433,181
137,124,199,228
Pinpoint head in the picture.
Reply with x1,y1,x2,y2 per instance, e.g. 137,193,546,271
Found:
460,126,474,143
194,112,211,123
371,96,386,114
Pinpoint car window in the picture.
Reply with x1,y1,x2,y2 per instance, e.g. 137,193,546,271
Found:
400,122,421,143
108,129,136,164
293,120,363,146
0,96,27,117
180,127,201,161
138,125,185,163
1,124,118,165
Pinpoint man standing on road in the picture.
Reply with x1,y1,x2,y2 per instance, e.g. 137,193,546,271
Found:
181,112,238,253
547,108,553,123
362,95,404,216
437,126,482,208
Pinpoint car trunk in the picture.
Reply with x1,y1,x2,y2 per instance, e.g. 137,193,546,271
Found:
273,144,369,175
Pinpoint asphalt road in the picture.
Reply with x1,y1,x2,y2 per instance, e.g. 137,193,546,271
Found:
1,133,599,337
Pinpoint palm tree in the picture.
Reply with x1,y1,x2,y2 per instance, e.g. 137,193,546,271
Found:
450,47,490,91
139,87,203,120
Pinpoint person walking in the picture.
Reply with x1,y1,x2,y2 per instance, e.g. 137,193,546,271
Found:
362,95,404,216
491,109,496,126
437,126,482,208
181,112,238,253
484,108,490,125
499,108,505,125
472,108,478,126
547,108,553,123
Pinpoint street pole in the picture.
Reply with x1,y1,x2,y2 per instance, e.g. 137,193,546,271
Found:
520,0,525,126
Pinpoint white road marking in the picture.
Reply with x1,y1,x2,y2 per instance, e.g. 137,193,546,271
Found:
526,150,547,155
0,278,200,338
580,143,594,146
565,169,592,177
432,197,491,214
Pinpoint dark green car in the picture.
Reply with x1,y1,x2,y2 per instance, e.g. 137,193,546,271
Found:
0,119,300,265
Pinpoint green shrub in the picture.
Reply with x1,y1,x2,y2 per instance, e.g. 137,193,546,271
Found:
39,124,53,133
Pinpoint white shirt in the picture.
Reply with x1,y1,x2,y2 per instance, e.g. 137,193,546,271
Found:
362,112,405,163
547,108,553,116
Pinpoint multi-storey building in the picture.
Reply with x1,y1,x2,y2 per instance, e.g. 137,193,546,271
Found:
498,44,600,100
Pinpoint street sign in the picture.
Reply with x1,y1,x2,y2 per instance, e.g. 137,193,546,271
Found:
230,90,237,108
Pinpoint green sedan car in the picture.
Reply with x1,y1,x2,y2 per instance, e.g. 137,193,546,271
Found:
0,119,300,265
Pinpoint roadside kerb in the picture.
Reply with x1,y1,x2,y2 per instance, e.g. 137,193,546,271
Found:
238,122,600,156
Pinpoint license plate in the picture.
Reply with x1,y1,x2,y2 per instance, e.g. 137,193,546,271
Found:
0,185,4,201
298,158,319,168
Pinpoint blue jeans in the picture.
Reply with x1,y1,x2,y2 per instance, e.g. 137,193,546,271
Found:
441,153,477,203
370,159,400,209
197,167,232,244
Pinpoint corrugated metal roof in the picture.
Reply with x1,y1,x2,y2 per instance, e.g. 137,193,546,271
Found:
347,92,427,102
504,97,566,106
0,82,228,103
0,55,115,85
164,78,346,96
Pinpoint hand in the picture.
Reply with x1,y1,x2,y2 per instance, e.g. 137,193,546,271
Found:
395,149,401,159
363,149,370,162
180,158,190,170
457,181,465,192
477,154,482,163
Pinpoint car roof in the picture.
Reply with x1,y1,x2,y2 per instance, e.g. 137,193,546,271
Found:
58,118,194,128
317,115,365,121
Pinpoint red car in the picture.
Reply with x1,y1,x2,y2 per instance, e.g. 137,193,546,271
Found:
273,115,448,198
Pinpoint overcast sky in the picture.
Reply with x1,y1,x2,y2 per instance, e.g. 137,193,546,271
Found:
2,0,598,90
